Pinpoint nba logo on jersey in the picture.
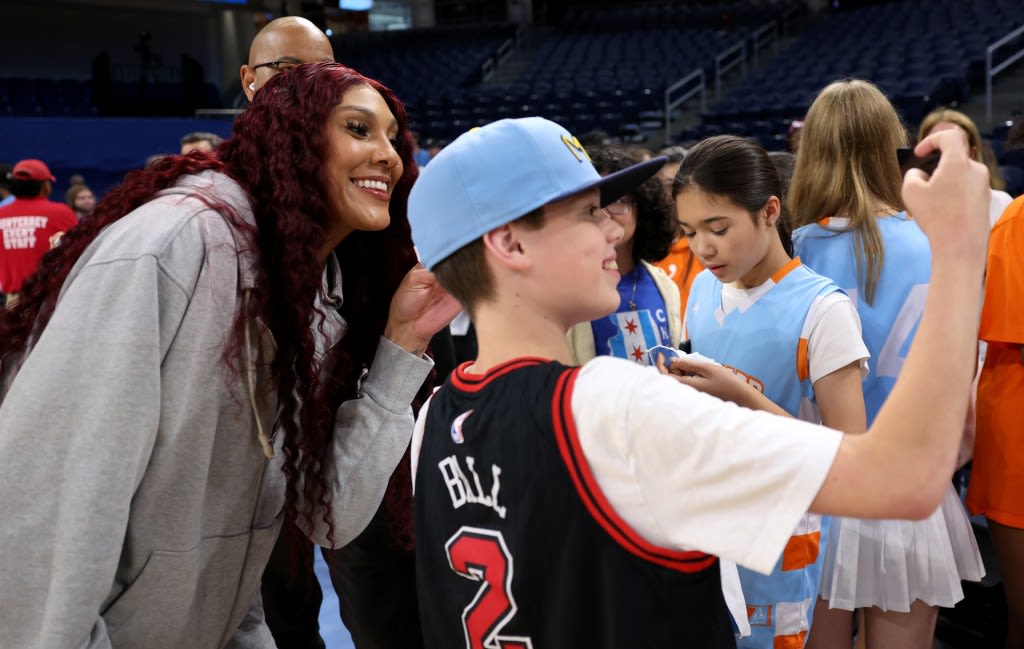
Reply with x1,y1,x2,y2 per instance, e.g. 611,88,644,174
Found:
451,410,473,444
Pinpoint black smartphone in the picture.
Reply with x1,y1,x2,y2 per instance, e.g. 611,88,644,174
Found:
897,146,941,176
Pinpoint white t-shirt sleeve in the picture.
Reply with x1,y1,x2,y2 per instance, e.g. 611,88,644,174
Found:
990,189,1014,228
571,357,842,575
805,291,870,384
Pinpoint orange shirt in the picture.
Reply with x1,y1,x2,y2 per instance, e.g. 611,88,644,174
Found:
653,237,702,318
967,195,1024,527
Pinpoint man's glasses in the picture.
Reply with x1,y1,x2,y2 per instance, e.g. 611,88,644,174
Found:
251,59,302,72
605,196,634,216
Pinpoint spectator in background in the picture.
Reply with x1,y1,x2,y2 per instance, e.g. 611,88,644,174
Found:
0,164,14,208
180,131,223,155
0,163,30,306
1006,119,1024,154
768,150,796,224
426,140,444,161
918,108,1013,226
146,153,171,169
410,131,431,168
788,119,805,152
578,128,611,149
653,145,701,317
0,159,77,306
66,181,96,222
567,144,680,364
240,16,334,103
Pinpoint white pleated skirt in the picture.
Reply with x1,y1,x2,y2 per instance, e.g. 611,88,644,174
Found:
818,484,985,612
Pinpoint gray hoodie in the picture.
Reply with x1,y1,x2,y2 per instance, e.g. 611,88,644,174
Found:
0,171,431,649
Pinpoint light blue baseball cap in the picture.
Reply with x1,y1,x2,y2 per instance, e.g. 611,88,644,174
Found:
408,117,666,270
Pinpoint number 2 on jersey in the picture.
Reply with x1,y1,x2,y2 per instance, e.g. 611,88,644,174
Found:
445,526,534,649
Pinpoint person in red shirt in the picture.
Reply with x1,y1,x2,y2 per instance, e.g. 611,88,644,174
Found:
0,159,77,305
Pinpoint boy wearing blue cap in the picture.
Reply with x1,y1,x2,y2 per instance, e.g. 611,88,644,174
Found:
406,118,990,648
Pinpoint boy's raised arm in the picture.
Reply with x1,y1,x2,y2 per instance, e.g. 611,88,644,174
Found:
810,128,990,519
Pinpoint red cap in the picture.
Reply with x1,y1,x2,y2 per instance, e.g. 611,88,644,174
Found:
11,159,56,182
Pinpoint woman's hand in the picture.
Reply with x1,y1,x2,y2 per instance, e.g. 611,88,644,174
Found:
384,264,462,356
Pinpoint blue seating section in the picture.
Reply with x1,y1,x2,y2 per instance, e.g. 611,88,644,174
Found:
0,79,97,116
2,0,1022,162
413,2,800,141
510,28,746,100
331,24,518,108
692,0,1024,150
562,1,797,31
0,77,223,117
408,26,752,142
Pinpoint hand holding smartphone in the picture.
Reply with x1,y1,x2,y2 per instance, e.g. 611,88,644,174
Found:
898,146,941,176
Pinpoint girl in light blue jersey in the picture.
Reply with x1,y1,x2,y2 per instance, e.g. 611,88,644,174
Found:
674,135,870,649
790,79,984,649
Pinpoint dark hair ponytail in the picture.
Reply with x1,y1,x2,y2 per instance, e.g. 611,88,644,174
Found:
673,135,792,256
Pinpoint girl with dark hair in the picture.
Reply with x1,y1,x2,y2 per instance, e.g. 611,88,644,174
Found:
674,135,869,649
0,61,459,649
567,144,681,363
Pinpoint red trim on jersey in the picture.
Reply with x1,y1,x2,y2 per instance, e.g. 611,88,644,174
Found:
551,368,718,573
451,357,552,393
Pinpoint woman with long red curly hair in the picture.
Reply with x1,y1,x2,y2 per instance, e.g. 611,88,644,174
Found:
0,62,458,649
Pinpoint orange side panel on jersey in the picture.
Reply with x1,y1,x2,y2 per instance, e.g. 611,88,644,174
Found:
781,531,820,571
796,338,810,383
774,631,808,649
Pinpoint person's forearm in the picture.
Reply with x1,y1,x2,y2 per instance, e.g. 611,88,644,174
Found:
736,385,791,418
298,337,432,548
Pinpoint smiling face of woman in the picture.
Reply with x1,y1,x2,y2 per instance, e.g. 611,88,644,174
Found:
322,84,404,242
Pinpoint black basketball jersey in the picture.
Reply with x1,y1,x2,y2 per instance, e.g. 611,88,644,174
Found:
414,358,735,649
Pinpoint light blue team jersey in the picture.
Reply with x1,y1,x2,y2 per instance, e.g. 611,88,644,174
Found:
792,213,930,424
686,259,838,416
686,258,841,649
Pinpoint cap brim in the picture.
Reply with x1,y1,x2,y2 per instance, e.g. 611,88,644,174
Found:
548,155,667,208
594,155,667,206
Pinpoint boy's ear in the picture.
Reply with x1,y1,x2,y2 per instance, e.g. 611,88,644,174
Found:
482,224,530,270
